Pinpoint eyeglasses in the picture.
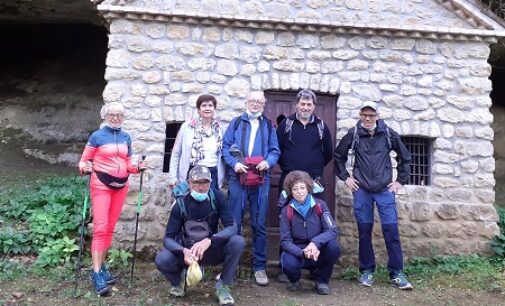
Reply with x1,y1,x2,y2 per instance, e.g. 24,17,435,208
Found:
107,113,124,118
292,185,307,192
191,181,211,187
360,113,377,119
247,99,265,106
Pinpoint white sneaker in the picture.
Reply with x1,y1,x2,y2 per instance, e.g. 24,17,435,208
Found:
254,270,269,286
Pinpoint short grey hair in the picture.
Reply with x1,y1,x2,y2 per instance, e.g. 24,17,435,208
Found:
296,89,317,104
100,102,125,119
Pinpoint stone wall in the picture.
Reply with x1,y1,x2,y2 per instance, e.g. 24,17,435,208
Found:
104,16,499,264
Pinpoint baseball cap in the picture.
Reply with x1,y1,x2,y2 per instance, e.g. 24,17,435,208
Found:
360,101,378,112
188,165,212,182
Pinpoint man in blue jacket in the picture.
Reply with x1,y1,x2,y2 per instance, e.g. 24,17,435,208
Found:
155,166,245,305
334,101,413,290
222,91,280,286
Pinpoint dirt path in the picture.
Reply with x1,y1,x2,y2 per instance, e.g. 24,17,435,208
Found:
1,262,504,306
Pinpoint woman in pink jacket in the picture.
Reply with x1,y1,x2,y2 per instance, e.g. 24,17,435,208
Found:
78,102,146,295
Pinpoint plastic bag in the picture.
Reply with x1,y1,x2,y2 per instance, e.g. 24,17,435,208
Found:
186,261,203,287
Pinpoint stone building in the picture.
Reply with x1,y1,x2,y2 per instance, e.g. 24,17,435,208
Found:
94,0,505,265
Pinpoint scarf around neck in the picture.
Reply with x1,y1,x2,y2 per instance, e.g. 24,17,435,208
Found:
190,117,222,166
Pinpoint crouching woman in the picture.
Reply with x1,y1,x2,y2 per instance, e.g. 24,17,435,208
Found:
279,170,340,295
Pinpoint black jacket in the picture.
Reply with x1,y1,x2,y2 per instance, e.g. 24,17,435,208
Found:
334,119,411,192
162,189,237,253
276,113,333,177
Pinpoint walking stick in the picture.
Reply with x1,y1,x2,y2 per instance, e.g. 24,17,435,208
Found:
74,160,92,298
130,155,146,284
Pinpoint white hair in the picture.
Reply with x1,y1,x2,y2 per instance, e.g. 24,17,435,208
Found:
100,102,125,119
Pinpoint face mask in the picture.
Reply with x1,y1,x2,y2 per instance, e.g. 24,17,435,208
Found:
361,122,377,131
246,110,262,119
313,181,325,194
190,190,208,202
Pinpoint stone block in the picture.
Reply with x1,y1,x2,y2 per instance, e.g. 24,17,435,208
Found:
167,25,189,39
321,34,347,49
409,202,433,222
436,203,460,220
422,222,445,239
460,204,498,222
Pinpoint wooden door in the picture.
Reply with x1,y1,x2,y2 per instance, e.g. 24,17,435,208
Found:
263,90,338,260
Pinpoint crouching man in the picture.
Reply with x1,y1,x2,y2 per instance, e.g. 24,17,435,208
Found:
155,165,244,305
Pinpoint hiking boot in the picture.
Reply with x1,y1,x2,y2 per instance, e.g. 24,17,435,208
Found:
390,271,413,290
286,281,301,292
315,282,330,295
276,272,289,283
215,284,235,306
100,264,117,285
358,270,374,287
91,271,110,296
254,270,269,286
170,284,185,297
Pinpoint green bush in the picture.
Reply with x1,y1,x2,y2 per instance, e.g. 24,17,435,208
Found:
491,207,505,257
0,176,88,267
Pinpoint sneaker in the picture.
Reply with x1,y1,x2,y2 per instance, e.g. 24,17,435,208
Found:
170,284,185,297
286,281,301,292
91,271,110,296
100,264,117,285
358,270,374,287
315,282,330,295
390,271,413,290
215,284,235,306
254,270,269,286
276,272,289,283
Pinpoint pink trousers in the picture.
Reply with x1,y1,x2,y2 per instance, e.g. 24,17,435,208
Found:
90,175,129,252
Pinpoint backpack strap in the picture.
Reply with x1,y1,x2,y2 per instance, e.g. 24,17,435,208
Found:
317,119,324,141
314,202,323,217
287,205,294,222
385,126,392,150
287,202,322,222
177,195,187,219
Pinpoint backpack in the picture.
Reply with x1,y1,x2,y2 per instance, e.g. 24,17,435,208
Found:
349,124,392,166
233,115,273,157
286,201,323,222
172,181,217,247
284,117,325,141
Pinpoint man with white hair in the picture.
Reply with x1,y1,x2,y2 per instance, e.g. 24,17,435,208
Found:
222,91,280,286
334,101,413,290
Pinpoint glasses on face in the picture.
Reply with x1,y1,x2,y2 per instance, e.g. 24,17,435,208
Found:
292,184,307,193
247,99,265,106
360,113,377,119
191,181,211,187
107,113,124,119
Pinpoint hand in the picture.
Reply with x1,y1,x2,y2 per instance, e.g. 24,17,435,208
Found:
138,156,147,171
190,238,211,261
388,181,403,193
168,182,176,189
82,161,93,175
345,177,359,192
234,162,248,174
303,242,320,261
256,161,270,171
183,248,194,266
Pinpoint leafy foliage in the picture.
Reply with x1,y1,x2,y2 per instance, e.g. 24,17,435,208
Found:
478,0,505,20
491,206,505,257
107,249,133,269
0,176,88,267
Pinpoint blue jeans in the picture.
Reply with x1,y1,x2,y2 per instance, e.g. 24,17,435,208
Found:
353,188,403,275
228,175,269,272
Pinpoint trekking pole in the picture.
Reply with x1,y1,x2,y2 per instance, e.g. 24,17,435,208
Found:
74,160,92,298
130,155,146,284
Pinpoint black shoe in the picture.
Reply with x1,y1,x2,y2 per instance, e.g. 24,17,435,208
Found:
286,281,301,292
276,272,289,283
315,282,330,295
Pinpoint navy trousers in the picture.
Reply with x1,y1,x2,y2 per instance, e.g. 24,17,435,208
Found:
353,189,403,275
155,235,245,286
281,239,340,284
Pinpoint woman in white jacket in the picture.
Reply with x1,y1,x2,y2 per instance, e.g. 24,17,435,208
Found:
168,94,224,190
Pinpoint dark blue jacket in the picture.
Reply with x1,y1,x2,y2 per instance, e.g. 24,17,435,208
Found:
276,113,333,178
279,196,339,258
163,189,237,253
222,113,280,178
334,119,412,192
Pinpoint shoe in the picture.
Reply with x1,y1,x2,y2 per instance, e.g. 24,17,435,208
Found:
254,270,269,286
315,282,330,295
286,281,301,292
100,264,117,285
276,272,289,283
215,284,235,305
91,271,110,296
390,271,413,290
170,284,185,297
358,270,374,287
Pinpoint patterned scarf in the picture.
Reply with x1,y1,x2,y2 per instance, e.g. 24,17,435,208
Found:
190,117,223,166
